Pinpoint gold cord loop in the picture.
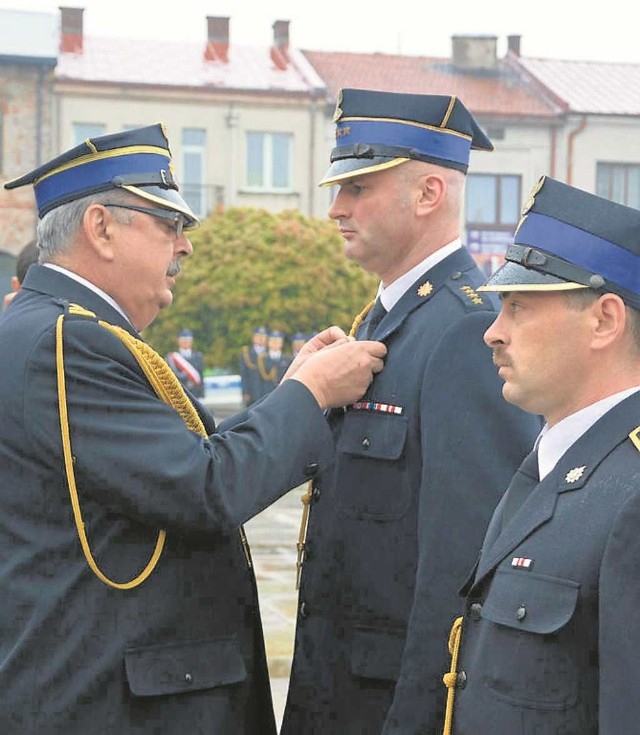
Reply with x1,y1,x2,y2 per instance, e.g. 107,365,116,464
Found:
56,310,209,589
442,615,464,735
348,298,375,339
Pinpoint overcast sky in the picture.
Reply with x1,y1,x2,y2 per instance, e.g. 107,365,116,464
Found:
2,0,638,63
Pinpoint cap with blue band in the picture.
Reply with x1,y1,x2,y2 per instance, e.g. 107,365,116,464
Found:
4,123,199,229
479,176,640,308
320,88,493,186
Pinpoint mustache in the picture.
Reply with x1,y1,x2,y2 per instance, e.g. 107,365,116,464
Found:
491,348,511,368
166,260,182,278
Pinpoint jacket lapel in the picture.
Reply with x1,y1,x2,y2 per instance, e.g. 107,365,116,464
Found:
373,249,480,341
472,391,640,589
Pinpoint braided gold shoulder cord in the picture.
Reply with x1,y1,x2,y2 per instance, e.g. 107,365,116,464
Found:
56,307,250,590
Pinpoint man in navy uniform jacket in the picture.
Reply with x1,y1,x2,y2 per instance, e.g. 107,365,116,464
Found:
445,177,640,734
280,88,541,734
0,124,386,734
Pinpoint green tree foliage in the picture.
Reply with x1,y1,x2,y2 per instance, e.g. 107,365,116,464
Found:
145,207,378,371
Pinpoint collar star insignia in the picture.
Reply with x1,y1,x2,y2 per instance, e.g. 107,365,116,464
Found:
417,281,433,297
565,466,586,483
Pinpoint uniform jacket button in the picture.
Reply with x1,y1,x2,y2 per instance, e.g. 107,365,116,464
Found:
304,462,319,478
361,437,370,449
456,671,467,688
469,602,482,620
311,486,321,502
451,271,462,280
516,604,527,621
299,601,308,618
184,673,193,684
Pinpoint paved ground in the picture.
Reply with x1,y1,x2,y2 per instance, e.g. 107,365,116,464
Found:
245,482,306,730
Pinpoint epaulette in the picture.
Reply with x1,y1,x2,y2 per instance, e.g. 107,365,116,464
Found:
64,302,98,320
446,278,491,311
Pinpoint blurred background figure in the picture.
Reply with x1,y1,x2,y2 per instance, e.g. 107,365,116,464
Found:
165,328,205,398
258,329,288,392
2,239,39,310
240,325,268,406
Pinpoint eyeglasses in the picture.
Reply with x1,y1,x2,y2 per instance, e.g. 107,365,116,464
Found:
103,203,186,238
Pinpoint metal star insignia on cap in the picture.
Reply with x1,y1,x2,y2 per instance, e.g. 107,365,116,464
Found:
565,466,586,483
417,281,433,297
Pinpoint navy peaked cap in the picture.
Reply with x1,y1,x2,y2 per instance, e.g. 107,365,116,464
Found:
320,88,493,185
480,176,640,308
4,123,198,228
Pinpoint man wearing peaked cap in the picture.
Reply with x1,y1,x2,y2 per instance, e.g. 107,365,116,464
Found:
0,125,386,733
165,327,206,399
281,89,539,735
320,88,494,185
446,177,640,734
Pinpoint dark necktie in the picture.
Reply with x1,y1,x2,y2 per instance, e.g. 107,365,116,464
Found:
363,298,387,339
501,449,539,529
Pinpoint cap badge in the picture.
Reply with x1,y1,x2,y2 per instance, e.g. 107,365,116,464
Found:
516,175,546,234
564,466,586,483
417,281,433,297
333,90,344,122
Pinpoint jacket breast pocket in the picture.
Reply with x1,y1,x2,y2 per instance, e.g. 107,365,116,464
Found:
336,412,409,520
350,627,405,682
125,637,247,697
479,569,580,709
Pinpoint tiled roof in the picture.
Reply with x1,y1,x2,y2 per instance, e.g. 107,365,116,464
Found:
517,57,640,115
56,37,325,94
302,50,562,119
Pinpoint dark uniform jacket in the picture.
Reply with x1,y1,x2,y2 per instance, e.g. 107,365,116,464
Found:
452,391,640,734
239,345,262,406
0,265,333,734
280,248,541,734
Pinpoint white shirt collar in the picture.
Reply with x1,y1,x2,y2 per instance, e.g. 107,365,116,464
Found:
42,263,132,325
537,386,640,479
378,239,462,311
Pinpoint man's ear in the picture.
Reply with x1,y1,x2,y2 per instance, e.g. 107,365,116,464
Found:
591,293,627,350
82,204,116,262
10,276,20,292
415,173,445,215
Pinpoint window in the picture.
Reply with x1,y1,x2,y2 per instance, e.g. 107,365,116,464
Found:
246,132,292,190
182,128,207,218
72,123,106,145
466,174,521,226
597,163,640,209
465,174,522,275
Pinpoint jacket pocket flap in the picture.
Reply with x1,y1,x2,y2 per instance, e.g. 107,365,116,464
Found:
125,637,247,696
350,627,405,681
338,412,408,461
481,569,579,635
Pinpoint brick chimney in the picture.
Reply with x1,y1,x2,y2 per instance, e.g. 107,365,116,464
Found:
271,20,290,70
59,6,84,54
204,16,229,63
507,34,521,56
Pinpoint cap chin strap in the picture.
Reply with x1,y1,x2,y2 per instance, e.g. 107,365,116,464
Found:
506,244,606,289
55,305,250,589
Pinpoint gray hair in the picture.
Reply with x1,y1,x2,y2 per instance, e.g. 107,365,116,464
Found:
37,189,135,262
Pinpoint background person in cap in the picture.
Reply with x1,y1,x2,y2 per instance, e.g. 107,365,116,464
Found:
281,89,540,734
2,238,39,310
165,327,206,398
444,177,640,734
257,329,289,393
0,124,386,734
239,325,268,406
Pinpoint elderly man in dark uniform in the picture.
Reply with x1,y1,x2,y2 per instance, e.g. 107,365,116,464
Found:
443,177,640,735
0,124,386,734
280,89,541,734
